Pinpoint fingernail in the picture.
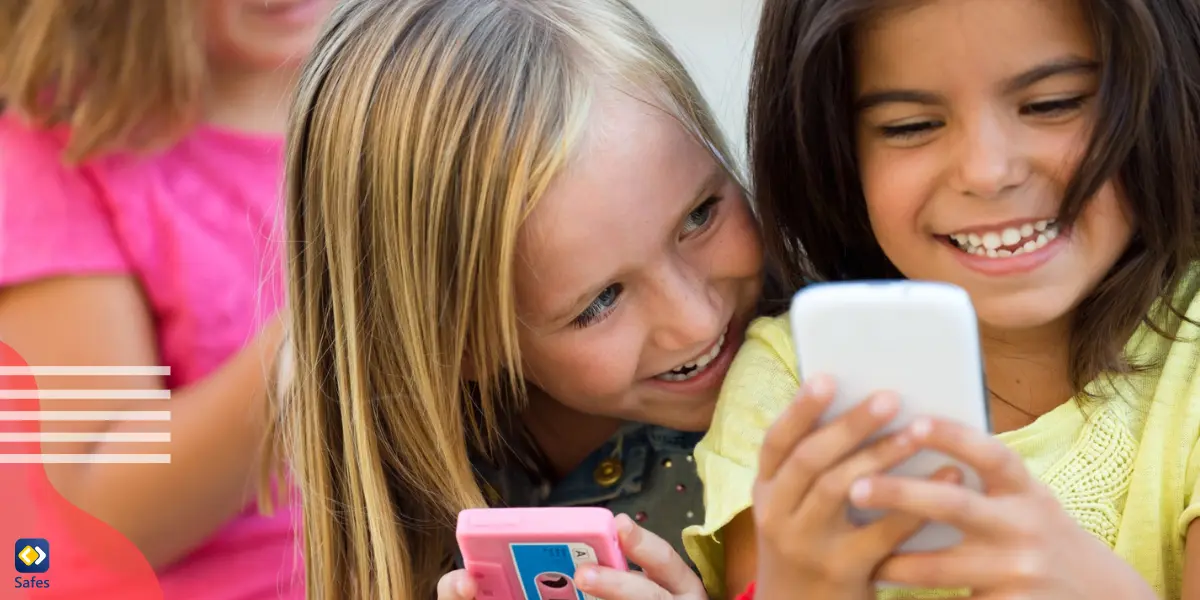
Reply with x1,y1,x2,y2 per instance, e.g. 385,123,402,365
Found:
614,513,633,536
870,392,898,416
576,568,596,587
849,478,872,504
911,417,932,438
806,374,833,397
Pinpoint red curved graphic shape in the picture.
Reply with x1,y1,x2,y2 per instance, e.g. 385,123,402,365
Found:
0,342,163,599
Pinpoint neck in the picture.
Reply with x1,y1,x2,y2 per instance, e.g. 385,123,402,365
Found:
203,63,299,136
980,316,1074,432
521,388,624,480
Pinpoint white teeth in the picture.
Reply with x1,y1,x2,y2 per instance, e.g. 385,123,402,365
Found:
656,329,728,382
982,232,1002,250
1000,228,1022,246
947,220,1059,259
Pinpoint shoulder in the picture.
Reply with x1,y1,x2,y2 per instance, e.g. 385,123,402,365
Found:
0,114,77,189
0,114,127,212
0,115,137,284
1127,265,1200,381
721,313,799,399
746,312,793,349
698,312,800,467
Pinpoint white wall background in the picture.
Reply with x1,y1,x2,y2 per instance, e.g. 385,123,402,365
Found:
628,0,764,164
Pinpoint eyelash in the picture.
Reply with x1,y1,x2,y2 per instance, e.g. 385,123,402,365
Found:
880,120,941,140
878,95,1090,141
571,284,622,329
1020,95,1089,117
570,196,724,329
681,196,722,237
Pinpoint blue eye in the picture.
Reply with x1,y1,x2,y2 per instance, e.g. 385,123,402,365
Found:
682,197,721,236
572,284,623,328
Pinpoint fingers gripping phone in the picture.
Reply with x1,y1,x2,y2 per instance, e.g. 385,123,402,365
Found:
456,507,627,600
789,281,990,553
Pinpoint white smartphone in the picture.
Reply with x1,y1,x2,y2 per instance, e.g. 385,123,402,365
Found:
789,280,990,554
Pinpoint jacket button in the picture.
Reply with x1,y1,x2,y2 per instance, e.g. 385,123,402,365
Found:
593,458,623,487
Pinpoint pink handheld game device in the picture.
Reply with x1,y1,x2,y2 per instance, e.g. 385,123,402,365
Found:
456,507,627,600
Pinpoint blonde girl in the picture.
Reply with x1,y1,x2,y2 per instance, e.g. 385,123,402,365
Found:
0,1,333,597
276,0,770,598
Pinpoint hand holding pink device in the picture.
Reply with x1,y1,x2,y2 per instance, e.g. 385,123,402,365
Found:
456,507,627,600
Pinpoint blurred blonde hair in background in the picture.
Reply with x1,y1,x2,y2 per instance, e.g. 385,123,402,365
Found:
0,0,205,161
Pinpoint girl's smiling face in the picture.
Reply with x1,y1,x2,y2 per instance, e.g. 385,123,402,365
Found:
854,0,1134,335
513,87,764,432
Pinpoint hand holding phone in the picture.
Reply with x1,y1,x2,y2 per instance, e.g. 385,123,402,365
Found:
750,372,965,599
788,280,990,553
453,509,706,600
456,507,626,600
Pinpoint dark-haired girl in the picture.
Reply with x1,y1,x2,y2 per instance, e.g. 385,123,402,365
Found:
682,0,1200,598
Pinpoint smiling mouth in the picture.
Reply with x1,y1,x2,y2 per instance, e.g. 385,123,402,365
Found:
945,219,1060,257
654,327,729,382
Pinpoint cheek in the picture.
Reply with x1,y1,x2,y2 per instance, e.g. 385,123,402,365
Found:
519,328,643,407
201,2,322,70
201,2,238,58
709,201,764,278
860,147,936,253
1080,183,1135,257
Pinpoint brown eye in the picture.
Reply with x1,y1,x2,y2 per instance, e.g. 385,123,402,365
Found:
1021,96,1088,117
880,119,942,140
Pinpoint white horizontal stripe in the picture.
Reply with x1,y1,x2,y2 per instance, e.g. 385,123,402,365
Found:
0,366,170,376
0,411,170,421
0,454,170,464
0,432,169,442
0,389,170,400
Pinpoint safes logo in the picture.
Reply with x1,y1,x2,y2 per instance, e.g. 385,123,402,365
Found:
14,538,50,590
14,539,47,574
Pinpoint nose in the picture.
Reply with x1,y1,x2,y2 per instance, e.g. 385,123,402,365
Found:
951,108,1029,198
648,261,724,353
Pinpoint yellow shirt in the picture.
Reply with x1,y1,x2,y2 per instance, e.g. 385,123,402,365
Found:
682,275,1200,600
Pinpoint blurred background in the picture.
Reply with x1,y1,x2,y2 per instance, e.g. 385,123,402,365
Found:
631,0,763,164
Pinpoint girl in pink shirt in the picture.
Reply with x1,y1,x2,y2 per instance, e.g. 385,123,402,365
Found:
0,1,333,598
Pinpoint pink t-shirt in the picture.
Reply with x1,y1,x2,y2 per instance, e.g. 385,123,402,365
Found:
0,114,301,599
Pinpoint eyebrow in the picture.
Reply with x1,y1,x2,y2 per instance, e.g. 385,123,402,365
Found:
544,164,728,327
855,55,1100,111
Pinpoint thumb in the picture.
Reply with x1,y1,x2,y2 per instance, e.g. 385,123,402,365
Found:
436,569,477,600
575,564,672,600
612,514,705,597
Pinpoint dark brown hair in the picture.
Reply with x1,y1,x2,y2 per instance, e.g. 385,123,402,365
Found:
749,0,1200,393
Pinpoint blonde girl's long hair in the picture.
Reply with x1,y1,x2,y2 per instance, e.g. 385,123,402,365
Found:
0,0,205,161
278,0,738,597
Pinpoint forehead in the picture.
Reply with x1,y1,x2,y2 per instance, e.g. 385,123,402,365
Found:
515,87,717,316
855,0,1094,87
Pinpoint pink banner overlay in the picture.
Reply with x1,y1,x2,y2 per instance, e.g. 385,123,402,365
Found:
0,341,163,599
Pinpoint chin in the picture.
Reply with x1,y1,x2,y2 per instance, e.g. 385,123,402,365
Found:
973,297,1077,333
672,404,717,432
635,401,715,432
